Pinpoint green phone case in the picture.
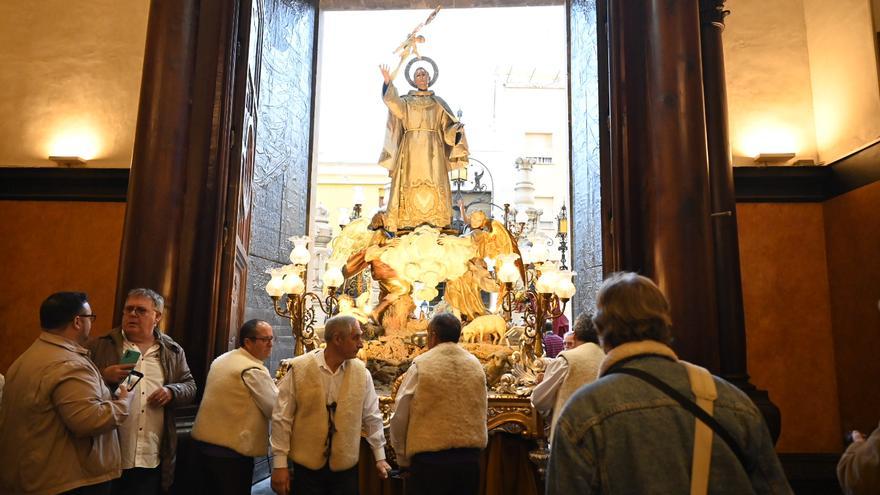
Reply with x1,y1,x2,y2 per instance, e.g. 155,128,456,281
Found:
120,349,140,365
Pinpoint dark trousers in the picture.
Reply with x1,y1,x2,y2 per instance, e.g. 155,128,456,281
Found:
112,467,162,495
61,480,113,495
194,450,255,495
290,462,359,495
405,449,480,495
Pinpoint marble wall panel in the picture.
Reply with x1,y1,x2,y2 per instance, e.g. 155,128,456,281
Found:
245,0,317,374
569,0,603,317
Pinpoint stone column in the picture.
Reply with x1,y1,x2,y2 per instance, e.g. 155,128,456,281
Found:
310,203,332,291
514,157,542,237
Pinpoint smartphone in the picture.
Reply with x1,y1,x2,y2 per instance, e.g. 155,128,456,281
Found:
120,349,141,365
125,370,144,390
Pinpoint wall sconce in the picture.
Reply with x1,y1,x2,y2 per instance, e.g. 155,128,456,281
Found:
753,153,795,165
49,156,87,167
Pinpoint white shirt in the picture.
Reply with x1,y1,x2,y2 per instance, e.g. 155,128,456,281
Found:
530,357,570,414
242,365,278,418
389,362,420,465
270,350,386,469
119,336,165,469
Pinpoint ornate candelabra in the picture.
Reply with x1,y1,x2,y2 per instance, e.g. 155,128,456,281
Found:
265,236,346,357
496,254,576,364
502,203,531,240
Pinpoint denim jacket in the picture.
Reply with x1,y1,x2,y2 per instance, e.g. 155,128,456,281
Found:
546,341,792,494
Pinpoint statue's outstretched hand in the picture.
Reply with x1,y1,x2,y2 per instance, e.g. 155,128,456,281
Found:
379,64,392,84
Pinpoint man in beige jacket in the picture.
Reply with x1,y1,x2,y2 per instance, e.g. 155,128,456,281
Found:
390,313,488,495
0,292,131,495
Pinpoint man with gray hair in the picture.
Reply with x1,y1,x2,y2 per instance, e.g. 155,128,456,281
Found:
88,288,197,494
546,272,791,494
270,315,391,495
531,312,604,439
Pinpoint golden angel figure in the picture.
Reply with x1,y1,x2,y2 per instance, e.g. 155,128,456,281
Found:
445,207,526,320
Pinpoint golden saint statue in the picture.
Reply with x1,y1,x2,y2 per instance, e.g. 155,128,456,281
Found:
378,58,469,232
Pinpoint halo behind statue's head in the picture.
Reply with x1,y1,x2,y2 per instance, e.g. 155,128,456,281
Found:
405,56,439,89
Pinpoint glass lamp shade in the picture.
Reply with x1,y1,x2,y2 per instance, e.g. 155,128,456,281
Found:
546,245,562,262
554,270,577,299
323,265,345,288
530,241,549,265
536,261,560,294
288,236,311,265
515,209,529,225
536,272,558,294
497,263,520,284
451,166,468,182
265,269,285,297
519,245,532,265
557,217,568,234
282,272,305,295
496,253,521,283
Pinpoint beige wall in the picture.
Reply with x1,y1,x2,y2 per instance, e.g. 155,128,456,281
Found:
823,181,880,436
803,0,880,162
0,201,126,373
725,0,819,165
737,202,842,452
0,0,150,168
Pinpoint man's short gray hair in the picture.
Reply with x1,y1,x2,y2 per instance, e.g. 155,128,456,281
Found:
127,288,165,313
324,315,356,343
593,272,672,349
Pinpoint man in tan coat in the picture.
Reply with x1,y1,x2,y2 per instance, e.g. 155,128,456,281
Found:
270,315,391,495
531,313,605,439
0,292,131,495
390,313,488,495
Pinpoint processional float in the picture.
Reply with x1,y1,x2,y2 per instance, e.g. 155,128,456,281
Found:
264,6,574,478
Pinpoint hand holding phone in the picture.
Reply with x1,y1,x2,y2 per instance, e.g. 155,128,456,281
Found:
125,370,144,391
120,349,141,365
102,363,136,384
115,382,130,401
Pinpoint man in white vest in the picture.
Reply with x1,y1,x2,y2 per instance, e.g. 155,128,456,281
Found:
531,313,605,439
270,315,391,495
191,319,278,494
390,313,488,495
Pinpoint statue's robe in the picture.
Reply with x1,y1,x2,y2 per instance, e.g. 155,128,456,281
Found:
379,83,469,232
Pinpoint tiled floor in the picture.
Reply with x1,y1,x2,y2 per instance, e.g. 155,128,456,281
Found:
251,477,273,495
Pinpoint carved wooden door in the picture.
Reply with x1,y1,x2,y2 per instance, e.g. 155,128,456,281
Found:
217,0,264,355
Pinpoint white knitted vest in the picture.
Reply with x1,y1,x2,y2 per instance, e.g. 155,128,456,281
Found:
406,343,488,457
192,348,271,456
289,351,367,471
552,343,605,436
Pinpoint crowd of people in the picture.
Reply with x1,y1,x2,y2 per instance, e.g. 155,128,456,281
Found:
0,273,876,494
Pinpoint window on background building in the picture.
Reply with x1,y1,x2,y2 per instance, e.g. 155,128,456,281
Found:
524,132,553,164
